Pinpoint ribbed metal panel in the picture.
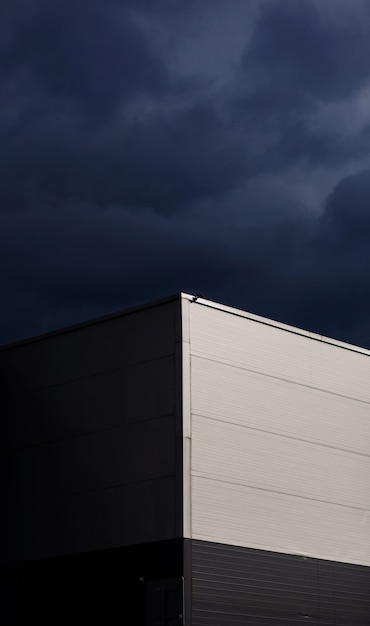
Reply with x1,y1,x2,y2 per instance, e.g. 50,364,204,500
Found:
192,415,370,509
191,540,370,625
189,305,370,402
1,356,175,451
192,476,370,566
1,299,182,563
191,356,370,456
3,415,175,505
5,476,177,563
0,300,176,393
188,303,370,566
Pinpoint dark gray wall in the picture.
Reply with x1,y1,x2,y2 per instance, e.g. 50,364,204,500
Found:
1,297,182,563
191,540,370,625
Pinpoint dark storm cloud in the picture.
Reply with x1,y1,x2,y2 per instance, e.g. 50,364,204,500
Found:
0,97,244,213
323,170,370,242
243,0,370,102
0,0,245,214
279,171,370,343
2,0,368,216
0,201,244,341
1,0,169,117
233,0,370,173
1,0,370,348
266,123,340,170
2,168,370,348
113,102,246,212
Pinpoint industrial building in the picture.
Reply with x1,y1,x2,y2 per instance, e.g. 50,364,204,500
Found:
1,293,370,624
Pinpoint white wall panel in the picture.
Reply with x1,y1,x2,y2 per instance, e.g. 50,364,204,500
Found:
192,476,370,567
187,300,370,566
189,304,370,402
191,357,370,456
192,415,370,509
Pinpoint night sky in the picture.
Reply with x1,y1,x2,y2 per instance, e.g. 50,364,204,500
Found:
2,0,370,348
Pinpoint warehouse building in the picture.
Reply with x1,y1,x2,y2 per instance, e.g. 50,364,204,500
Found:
1,293,370,624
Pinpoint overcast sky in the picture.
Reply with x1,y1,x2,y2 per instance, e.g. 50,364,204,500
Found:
2,0,370,347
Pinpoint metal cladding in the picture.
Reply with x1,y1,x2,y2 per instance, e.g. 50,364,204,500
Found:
2,293,370,624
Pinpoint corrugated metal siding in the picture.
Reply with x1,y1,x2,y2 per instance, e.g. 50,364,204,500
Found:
5,477,177,562
0,302,176,393
192,416,370,509
191,540,370,625
192,476,369,566
1,299,181,562
191,356,370,456
188,303,370,566
189,305,370,401
1,356,175,451
2,415,175,504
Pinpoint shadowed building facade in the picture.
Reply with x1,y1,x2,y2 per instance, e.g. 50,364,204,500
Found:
1,294,369,624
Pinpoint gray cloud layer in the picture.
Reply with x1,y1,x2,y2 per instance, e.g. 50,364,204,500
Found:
1,0,370,347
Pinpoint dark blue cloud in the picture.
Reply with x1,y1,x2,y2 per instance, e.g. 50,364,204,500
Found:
1,0,169,115
0,1,245,213
1,1,370,348
243,0,370,102
284,171,370,343
1,168,370,348
323,170,370,240
0,98,245,214
231,0,370,173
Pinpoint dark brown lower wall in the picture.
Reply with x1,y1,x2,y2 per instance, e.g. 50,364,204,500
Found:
190,540,370,626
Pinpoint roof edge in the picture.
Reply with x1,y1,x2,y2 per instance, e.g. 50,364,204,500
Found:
0,293,182,352
181,293,370,357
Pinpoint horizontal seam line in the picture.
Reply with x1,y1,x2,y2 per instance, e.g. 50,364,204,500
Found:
0,412,174,454
6,473,175,508
191,353,370,405
192,474,370,511
3,353,175,398
192,413,370,458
